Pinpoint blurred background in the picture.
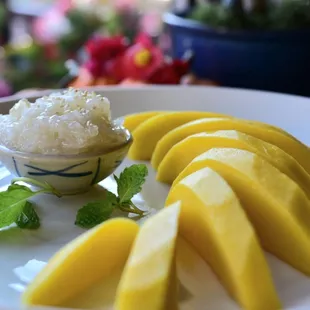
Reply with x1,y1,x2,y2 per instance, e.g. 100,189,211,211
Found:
0,0,309,97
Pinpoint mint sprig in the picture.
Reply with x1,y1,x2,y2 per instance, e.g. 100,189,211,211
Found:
75,192,117,229
115,164,148,204
16,201,40,229
0,178,61,229
75,164,148,229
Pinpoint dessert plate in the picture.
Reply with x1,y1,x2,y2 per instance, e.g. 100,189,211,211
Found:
0,86,310,310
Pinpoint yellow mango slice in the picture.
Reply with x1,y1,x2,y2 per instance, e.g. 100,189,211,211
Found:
151,117,310,174
173,147,310,275
157,130,310,198
166,167,281,310
123,111,166,131
22,218,139,307
115,202,180,310
128,111,229,161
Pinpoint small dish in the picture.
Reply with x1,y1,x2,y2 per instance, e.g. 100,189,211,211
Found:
0,129,132,195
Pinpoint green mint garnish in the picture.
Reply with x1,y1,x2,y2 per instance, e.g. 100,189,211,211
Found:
0,178,61,229
115,164,148,204
75,192,117,229
75,164,148,229
16,201,40,229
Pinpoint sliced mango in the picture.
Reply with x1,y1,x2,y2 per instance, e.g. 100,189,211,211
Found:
172,148,310,275
22,218,139,307
123,111,166,131
128,112,229,161
166,167,281,310
151,117,310,174
115,202,180,310
157,130,310,198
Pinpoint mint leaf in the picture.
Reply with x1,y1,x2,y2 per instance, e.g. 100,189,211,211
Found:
8,184,33,193
115,164,148,204
114,174,120,184
0,181,59,229
0,185,39,228
75,191,117,229
76,165,148,229
16,201,40,229
11,177,62,197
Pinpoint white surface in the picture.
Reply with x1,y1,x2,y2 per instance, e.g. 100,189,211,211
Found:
0,86,310,310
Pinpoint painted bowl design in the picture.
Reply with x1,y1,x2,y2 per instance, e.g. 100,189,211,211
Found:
0,130,132,195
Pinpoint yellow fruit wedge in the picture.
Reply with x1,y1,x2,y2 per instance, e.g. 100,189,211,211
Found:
166,167,281,310
115,202,181,310
128,111,229,161
151,117,310,174
172,147,310,275
22,218,139,307
157,130,310,199
123,111,166,131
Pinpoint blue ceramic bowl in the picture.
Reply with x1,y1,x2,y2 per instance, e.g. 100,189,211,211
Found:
164,12,310,96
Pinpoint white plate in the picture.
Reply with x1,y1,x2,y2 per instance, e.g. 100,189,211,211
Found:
1,86,310,310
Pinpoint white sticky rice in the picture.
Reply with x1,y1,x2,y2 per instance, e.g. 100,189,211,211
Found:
0,88,127,155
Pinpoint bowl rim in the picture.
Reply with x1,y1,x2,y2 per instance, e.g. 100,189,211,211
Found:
0,129,133,161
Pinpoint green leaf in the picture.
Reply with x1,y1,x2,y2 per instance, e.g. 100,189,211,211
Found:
0,185,39,228
114,174,120,185
11,177,62,197
75,191,117,229
115,164,148,204
16,201,40,230
75,165,149,229
7,183,32,193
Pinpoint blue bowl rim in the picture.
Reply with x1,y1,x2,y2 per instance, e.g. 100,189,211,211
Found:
163,12,310,42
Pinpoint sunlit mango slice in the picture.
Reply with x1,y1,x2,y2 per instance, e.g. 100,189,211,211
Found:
166,167,281,310
157,130,310,198
173,148,310,275
22,218,139,307
123,111,166,131
151,118,310,174
115,202,180,310
128,112,229,160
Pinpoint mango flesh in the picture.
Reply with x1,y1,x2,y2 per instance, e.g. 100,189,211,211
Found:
157,130,310,199
166,168,281,310
115,202,180,310
128,112,229,161
151,117,310,174
123,111,166,131
22,218,139,307
173,148,310,275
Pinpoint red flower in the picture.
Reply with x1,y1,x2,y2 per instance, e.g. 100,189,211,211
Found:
84,59,102,78
149,59,190,84
122,34,164,80
84,35,129,79
104,54,127,82
134,32,153,47
85,35,128,61
82,33,189,84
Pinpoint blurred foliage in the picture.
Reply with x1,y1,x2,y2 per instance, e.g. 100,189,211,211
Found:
3,8,101,92
269,0,310,29
190,2,245,28
2,3,150,93
106,9,140,41
4,43,67,92
0,3,6,31
58,9,101,57
189,0,310,30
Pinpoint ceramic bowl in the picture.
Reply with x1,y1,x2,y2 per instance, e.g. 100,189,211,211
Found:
164,12,310,96
0,129,132,195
